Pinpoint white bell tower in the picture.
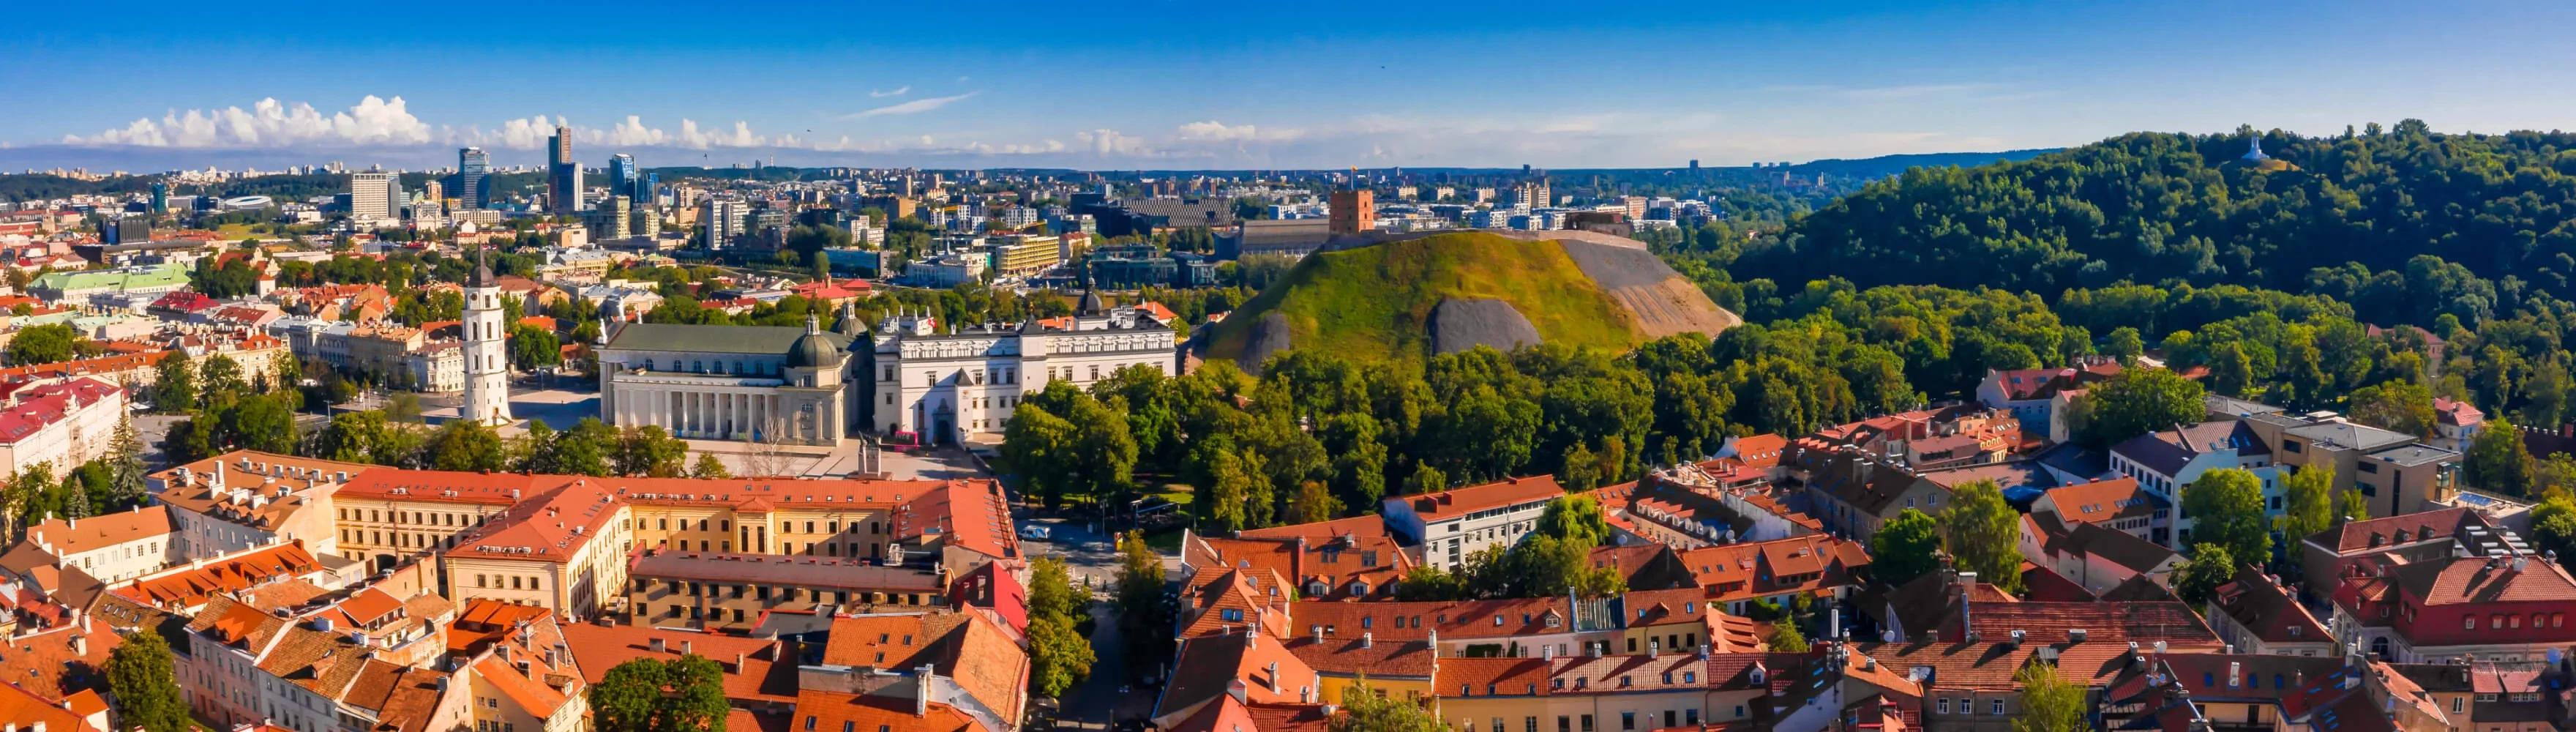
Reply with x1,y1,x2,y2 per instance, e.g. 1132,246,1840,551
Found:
462,245,514,426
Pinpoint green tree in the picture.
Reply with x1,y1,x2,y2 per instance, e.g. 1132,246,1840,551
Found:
1332,676,1445,732
2104,326,2146,365
1405,463,1447,495
1764,622,1810,652
1869,509,1944,587
2012,662,2089,732
2077,367,2207,447
1557,442,1602,492
1392,565,1467,602
2347,379,2437,438
509,323,563,370
2466,417,2536,496
1940,479,2026,594
2277,465,2335,549
1027,556,1087,623
614,425,690,477
6,322,77,365
586,655,730,732
199,354,247,409
2182,468,2272,569
104,414,146,509
689,454,731,479
2532,496,2576,572
2174,543,2238,606
1026,614,1096,698
151,350,196,412
107,627,191,732
588,657,667,732
1114,530,1173,669
1535,494,1611,547
425,419,508,472
225,393,299,453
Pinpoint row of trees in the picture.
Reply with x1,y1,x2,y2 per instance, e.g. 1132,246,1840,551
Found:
299,411,722,479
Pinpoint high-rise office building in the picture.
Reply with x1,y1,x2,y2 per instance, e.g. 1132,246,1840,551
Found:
547,126,582,214
103,215,151,244
607,154,636,199
634,172,658,207
149,182,169,214
457,147,490,209
350,168,399,223
703,198,746,248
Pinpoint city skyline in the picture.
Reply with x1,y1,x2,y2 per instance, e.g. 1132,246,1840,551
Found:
9,1,2576,171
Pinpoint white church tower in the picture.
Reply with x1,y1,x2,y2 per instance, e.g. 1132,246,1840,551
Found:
462,245,514,425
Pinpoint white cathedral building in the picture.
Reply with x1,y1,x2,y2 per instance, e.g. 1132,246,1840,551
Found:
595,314,862,445
590,288,1178,447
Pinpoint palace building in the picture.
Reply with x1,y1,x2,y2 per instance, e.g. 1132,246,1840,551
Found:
869,290,1178,445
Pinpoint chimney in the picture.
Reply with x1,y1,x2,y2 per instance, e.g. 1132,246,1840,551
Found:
1649,640,1660,659
1828,606,1841,640
1954,571,1977,635
1266,662,1281,693
70,635,86,657
915,663,935,716
2228,661,2241,688
681,640,693,656
1360,632,1373,649
1226,678,1249,703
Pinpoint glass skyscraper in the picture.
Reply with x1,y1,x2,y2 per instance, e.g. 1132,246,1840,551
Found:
458,147,490,209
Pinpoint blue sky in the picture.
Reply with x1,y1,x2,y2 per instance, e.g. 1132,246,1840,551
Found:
8,0,2574,171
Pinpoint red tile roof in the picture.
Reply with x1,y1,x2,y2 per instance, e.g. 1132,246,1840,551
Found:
1436,657,1551,697
561,621,798,704
113,541,321,610
792,690,977,732
1395,475,1564,521
23,504,171,556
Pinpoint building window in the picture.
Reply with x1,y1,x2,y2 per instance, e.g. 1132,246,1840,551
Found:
1939,700,1950,714
1619,712,1633,731
1990,700,2004,715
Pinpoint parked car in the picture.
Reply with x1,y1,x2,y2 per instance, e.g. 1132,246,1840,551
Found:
1019,525,1051,541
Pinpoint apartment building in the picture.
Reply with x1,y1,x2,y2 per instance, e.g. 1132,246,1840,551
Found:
1382,475,1565,570
624,549,946,630
13,506,174,583
152,451,364,559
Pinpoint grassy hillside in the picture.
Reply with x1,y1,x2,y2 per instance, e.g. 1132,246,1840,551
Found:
1202,231,1644,367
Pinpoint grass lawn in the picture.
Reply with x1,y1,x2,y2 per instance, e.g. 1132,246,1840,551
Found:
1202,231,1641,365
213,222,266,239
1144,526,1186,554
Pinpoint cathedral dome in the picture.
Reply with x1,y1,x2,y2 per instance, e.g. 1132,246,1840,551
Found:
787,332,840,368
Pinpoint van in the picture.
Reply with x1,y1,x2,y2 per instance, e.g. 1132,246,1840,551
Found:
1019,525,1050,541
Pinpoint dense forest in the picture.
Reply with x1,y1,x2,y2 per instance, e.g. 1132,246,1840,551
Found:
1705,121,2576,328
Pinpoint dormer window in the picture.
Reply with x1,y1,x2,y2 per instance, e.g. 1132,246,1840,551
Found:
1222,608,1244,622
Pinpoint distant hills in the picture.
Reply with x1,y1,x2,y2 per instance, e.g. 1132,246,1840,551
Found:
1199,230,1740,370
1729,122,2576,318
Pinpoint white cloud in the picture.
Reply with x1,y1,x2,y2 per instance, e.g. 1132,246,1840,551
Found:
67,96,434,148
869,86,910,98
844,92,980,119
1176,120,1303,143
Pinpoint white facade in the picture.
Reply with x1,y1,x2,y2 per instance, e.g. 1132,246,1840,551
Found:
869,304,1176,444
0,378,125,479
460,255,513,425
596,318,860,445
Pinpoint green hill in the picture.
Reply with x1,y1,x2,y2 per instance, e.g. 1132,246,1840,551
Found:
1730,121,2576,327
1202,231,1737,369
